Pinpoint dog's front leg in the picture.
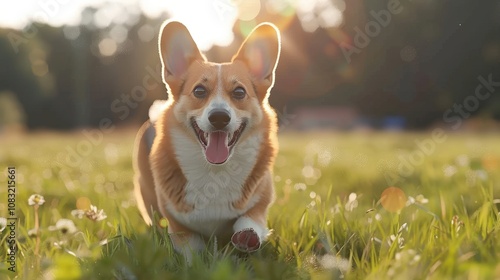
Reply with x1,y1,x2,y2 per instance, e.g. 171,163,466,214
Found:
232,215,268,252
169,228,205,264
166,215,205,264
231,174,273,252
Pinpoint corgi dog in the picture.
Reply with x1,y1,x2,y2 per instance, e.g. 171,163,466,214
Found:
133,20,281,262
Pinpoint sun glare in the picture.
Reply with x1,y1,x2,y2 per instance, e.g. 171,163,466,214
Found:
0,0,344,51
146,0,239,51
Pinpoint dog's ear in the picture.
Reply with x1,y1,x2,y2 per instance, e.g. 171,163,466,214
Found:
232,23,281,100
158,21,205,96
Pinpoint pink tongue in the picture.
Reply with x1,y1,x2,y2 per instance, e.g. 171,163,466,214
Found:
205,131,229,164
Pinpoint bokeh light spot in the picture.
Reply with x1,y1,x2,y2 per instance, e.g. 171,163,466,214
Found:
94,8,112,29
138,24,155,42
110,24,128,44
76,197,91,210
381,187,407,213
236,0,261,21
63,25,80,40
159,218,168,228
32,60,49,77
98,38,117,56
482,155,499,171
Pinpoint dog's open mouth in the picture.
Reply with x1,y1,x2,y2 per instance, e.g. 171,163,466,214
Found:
191,118,247,164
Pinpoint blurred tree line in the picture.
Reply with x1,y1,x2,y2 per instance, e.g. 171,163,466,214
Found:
0,0,499,130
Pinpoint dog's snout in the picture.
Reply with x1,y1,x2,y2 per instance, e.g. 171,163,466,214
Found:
208,109,231,130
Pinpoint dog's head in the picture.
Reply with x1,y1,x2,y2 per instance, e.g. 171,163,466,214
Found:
158,21,280,165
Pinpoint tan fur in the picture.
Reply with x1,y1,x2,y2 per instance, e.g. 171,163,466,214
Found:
132,121,159,225
133,21,280,254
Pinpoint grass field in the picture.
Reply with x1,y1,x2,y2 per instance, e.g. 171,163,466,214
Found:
0,129,499,279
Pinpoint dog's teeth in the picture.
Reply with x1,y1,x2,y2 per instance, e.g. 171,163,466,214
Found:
204,132,208,139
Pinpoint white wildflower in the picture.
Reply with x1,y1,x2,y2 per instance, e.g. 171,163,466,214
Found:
331,203,342,215
451,215,464,233
319,254,351,272
455,155,470,167
318,150,332,167
388,234,405,248
467,170,489,185
28,194,45,206
86,205,107,221
406,196,416,206
407,194,429,206
395,249,420,265
398,223,408,234
53,240,68,248
309,191,317,199
28,228,38,238
413,254,421,264
307,200,316,208
371,237,382,244
415,194,429,204
0,217,6,232
72,205,107,221
294,183,307,191
367,212,381,224
443,165,457,177
48,219,77,235
71,209,86,219
345,193,358,212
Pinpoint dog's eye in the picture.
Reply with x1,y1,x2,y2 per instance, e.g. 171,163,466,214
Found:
232,87,246,100
193,86,207,98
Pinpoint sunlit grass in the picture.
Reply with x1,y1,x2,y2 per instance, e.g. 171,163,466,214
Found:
0,130,499,279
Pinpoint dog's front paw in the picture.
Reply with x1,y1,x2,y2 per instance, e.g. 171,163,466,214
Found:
231,228,261,252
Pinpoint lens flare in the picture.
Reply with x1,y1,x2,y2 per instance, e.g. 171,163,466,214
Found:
482,155,499,171
76,197,91,210
380,187,407,213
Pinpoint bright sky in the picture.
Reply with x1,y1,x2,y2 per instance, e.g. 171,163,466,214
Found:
0,0,251,50
0,0,343,51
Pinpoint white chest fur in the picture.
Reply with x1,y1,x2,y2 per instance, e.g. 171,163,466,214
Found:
168,128,262,237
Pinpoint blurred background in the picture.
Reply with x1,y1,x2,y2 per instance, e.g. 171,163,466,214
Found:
0,0,499,132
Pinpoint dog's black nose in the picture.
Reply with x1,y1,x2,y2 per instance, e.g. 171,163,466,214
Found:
208,109,231,130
